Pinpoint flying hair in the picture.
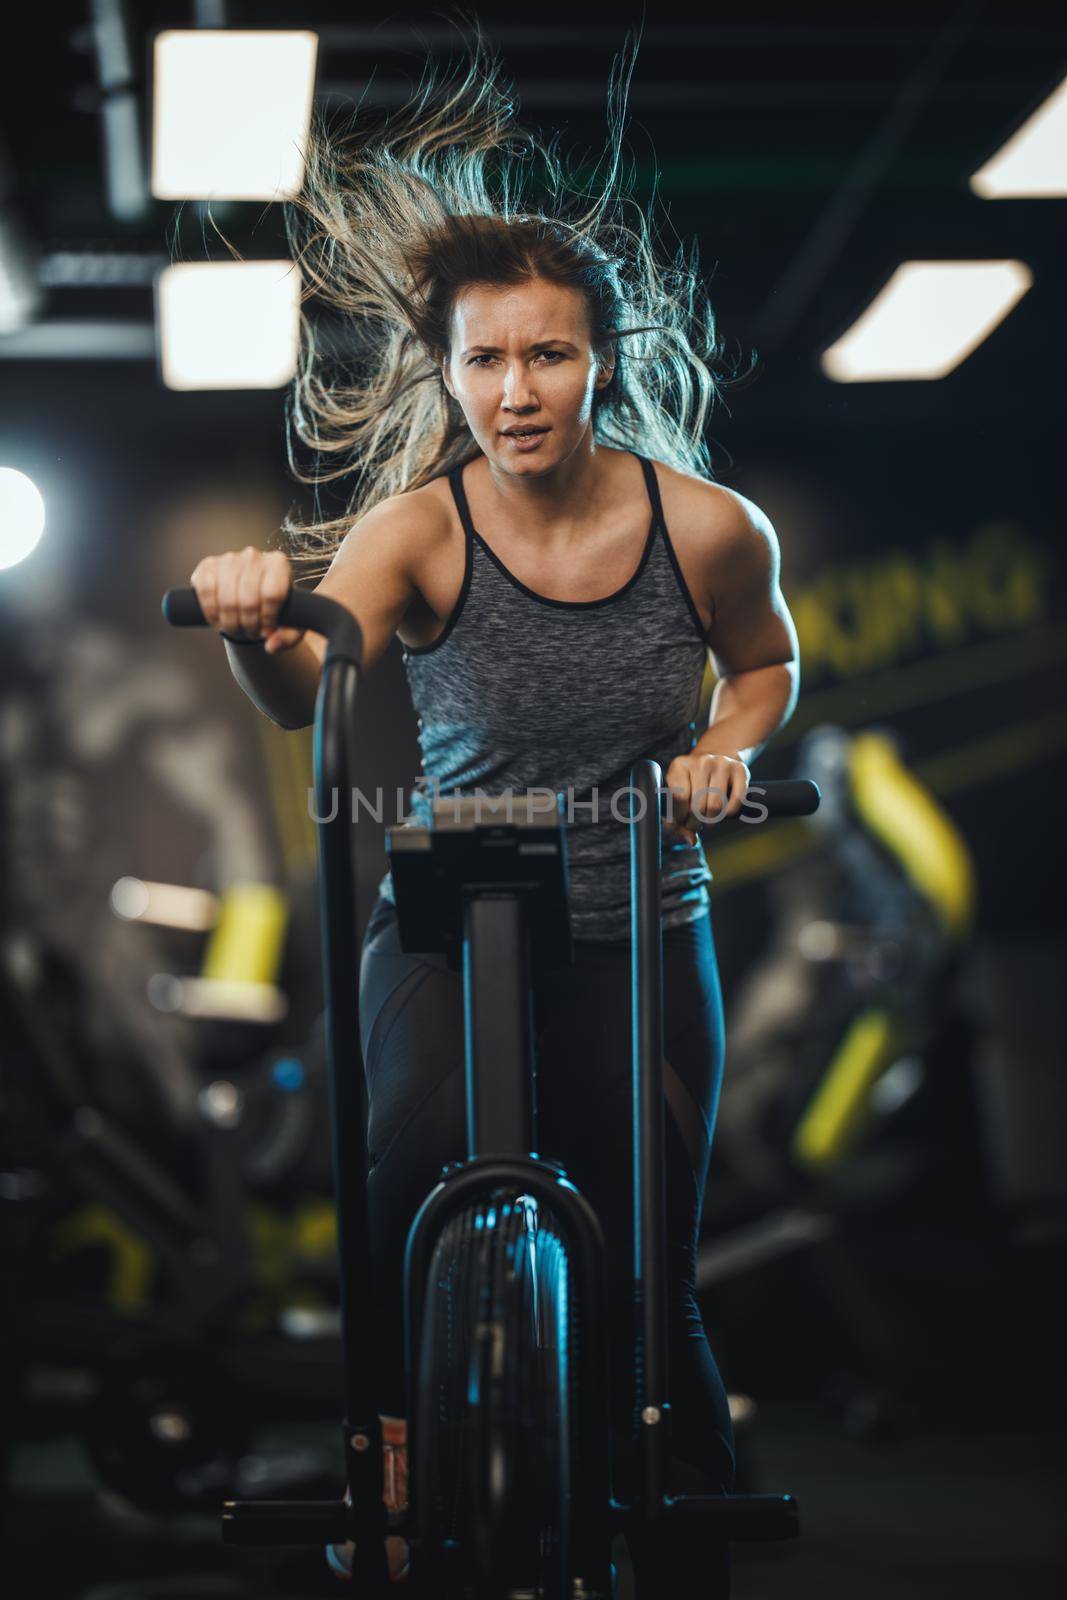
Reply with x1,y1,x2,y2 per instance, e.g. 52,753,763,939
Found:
271,13,752,576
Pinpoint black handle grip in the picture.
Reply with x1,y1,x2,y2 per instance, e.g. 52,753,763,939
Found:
659,776,820,832
162,587,213,628
162,585,363,663
739,778,821,818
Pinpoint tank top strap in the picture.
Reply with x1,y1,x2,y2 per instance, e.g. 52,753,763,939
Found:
633,451,665,530
447,461,478,543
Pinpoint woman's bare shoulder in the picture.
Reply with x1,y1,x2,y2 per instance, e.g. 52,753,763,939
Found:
352,472,454,547
323,474,455,601
649,458,768,530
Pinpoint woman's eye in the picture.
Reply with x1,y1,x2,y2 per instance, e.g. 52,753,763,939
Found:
468,351,564,366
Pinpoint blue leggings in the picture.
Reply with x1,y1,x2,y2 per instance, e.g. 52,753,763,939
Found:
358,891,736,1497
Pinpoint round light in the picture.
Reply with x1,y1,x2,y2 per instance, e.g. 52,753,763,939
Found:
0,468,46,570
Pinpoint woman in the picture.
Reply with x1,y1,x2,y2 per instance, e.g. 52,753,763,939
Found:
190,24,799,1591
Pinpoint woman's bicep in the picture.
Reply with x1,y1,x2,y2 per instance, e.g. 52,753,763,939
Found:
706,493,798,679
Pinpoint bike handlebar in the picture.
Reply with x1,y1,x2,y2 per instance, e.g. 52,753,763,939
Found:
162,585,364,665
163,584,820,827
672,778,820,830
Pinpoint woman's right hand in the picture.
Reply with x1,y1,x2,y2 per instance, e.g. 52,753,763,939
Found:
189,546,306,656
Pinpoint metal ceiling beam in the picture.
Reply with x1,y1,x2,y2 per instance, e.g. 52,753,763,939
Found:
88,0,149,224
38,252,166,288
0,319,156,358
314,24,966,51
316,77,1040,112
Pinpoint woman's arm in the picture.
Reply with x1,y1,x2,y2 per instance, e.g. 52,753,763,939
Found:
218,495,434,730
223,632,326,732
692,490,799,767
664,486,799,838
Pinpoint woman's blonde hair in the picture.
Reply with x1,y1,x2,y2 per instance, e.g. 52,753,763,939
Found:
280,15,749,578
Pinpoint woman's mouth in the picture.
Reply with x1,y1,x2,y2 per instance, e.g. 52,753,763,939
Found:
502,427,549,450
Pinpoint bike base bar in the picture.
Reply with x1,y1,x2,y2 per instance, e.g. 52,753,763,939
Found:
220,1490,798,1546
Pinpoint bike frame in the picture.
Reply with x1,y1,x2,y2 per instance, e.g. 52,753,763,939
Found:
166,589,391,1580
163,584,812,1595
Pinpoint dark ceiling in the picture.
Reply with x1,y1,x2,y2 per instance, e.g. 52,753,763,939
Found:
1,3,1065,417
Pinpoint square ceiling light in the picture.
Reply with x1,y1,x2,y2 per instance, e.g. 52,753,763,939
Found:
820,260,1033,382
157,260,301,390
152,30,318,201
971,76,1067,199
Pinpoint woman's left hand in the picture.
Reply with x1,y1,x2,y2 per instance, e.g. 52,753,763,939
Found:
663,751,751,845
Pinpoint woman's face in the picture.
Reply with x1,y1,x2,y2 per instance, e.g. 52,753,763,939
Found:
442,276,613,470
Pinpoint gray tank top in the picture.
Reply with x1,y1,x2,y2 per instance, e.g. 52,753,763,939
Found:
375,450,714,942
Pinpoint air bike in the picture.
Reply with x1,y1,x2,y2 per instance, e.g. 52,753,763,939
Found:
162,584,820,1598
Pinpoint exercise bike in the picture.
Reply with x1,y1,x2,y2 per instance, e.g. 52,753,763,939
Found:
163,583,820,1598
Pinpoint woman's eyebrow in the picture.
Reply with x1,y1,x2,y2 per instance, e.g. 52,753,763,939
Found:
461,339,579,355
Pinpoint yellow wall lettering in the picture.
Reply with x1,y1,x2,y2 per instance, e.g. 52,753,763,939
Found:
789,521,1047,686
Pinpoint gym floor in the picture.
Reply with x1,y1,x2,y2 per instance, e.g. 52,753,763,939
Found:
6,1404,1063,1599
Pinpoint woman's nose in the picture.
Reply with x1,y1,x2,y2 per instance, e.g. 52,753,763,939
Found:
502,364,536,404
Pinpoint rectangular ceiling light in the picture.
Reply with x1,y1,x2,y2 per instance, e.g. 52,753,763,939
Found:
152,30,318,200
157,260,301,390
970,76,1067,198
820,261,1032,382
